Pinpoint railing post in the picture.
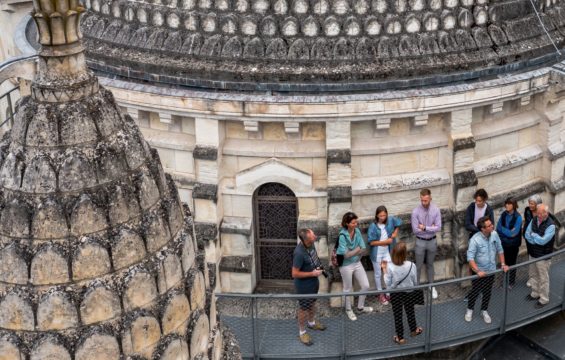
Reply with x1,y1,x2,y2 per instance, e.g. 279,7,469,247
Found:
340,294,346,359
424,285,433,353
252,297,258,359
500,270,508,335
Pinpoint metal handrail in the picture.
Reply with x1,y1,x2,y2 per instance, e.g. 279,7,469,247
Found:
217,247,565,359
217,247,565,299
0,86,20,129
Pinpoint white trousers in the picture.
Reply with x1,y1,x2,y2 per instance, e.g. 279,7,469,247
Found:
339,261,370,310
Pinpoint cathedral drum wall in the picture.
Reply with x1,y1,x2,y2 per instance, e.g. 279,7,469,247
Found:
95,67,565,293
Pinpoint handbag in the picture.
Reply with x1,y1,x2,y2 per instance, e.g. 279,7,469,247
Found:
331,234,345,267
393,262,425,306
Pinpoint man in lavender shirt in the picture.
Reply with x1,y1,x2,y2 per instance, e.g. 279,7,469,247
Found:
411,188,442,299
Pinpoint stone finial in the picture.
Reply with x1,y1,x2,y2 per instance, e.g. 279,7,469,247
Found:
31,0,98,102
32,0,86,52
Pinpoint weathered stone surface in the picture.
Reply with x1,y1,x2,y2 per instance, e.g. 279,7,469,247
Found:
453,136,476,152
192,182,218,202
327,186,352,203
111,229,147,269
0,294,34,330
162,293,191,335
453,170,478,190
126,316,161,358
327,149,351,164
80,286,122,324
30,245,70,285
0,337,22,360
161,338,190,360
189,312,210,359
32,198,69,239
36,292,78,330
70,195,108,236
145,212,171,252
187,270,207,311
193,145,218,161
73,241,112,280
31,339,72,360
157,253,183,294
0,246,28,284
219,255,253,274
75,334,120,360
194,222,218,243
123,271,159,311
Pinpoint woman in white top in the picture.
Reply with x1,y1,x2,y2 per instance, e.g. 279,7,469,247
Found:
385,242,423,344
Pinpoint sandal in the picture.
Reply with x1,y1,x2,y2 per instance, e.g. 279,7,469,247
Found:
411,327,423,337
393,336,406,345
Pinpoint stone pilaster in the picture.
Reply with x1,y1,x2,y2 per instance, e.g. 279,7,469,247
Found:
542,99,565,247
450,109,477,276
326,121,352,252
193,118,223,270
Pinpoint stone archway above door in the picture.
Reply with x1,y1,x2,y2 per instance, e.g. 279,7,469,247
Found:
235,158,312,196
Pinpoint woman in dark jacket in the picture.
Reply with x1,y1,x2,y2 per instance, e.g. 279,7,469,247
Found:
496,198,522,287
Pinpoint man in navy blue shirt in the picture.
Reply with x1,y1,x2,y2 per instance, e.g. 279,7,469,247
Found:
293,228,326,345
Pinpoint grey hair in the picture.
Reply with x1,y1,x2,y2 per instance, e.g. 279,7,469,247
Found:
528,194,543,204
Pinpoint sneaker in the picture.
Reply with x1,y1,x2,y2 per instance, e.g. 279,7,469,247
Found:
307,321,326,331
346,309,357,321
465,309,473,322
481,311,491,324
534,301,547,309
379,294,389,305
432,287,438,299
299,332,313,346
357,306,374,314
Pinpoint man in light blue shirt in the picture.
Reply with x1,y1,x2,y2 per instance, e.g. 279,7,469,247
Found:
465,216,509,324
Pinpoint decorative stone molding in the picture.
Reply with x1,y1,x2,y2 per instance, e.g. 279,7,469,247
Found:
235,158,312,195
220,217,252,236
453,170,478,190
487,180,546,208
297,219,328,236
284,121,299,134
219,255,253,274
474,145,543,177
353,169,451,195
194,222,218,243
521,95,531,106
375,118,391,130
193,145,218,161
490,101,504,114
243,120,259,133
326,149,351,164
413,114,428,127
453,137,475,152
159,112,172,124
192,183,218,202
327,186,352,203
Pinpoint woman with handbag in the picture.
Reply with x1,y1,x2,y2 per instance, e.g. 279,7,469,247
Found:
336,211,373,321
385,242,423,344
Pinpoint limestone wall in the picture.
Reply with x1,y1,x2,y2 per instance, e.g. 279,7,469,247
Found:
74,64,565,293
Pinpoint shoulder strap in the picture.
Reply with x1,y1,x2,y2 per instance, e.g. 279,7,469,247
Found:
334,233,344,250
394,262,413,288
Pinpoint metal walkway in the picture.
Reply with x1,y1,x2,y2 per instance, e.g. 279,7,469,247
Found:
218,249,565,359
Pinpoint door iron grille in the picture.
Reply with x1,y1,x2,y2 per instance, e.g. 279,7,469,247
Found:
254,183,297,282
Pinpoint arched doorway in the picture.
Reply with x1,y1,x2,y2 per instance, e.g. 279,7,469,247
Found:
253,182,298,289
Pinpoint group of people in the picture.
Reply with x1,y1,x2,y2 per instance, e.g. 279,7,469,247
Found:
292,188,556,346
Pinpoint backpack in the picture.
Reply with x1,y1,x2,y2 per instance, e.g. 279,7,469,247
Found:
331,234,345,268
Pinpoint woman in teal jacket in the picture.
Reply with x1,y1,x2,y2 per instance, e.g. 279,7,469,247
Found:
336,211,373,321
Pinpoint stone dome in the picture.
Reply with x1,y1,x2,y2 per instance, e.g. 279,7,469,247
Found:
80,0,565,92
0,0,228,358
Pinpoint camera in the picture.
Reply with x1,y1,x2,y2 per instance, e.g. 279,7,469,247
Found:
317,267,328,278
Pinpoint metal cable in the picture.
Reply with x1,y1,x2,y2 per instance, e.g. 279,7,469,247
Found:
528,0,562,55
